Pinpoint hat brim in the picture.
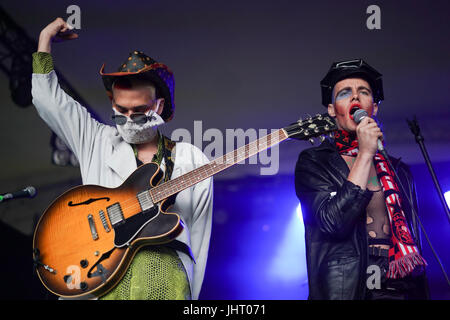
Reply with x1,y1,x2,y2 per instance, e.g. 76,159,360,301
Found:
100,63,175,122
320,69,383,107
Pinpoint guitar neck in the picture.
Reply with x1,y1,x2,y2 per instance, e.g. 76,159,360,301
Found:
150,128,288,203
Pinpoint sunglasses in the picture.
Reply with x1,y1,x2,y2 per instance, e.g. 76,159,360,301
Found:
111,112,157,125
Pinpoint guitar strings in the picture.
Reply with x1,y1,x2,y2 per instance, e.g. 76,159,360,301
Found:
103,117,333,217
104,130,286,218
101,114,336,218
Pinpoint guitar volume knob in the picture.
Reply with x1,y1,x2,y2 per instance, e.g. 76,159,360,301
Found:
80,282,88,291
80,259,89,268
63,275,72,284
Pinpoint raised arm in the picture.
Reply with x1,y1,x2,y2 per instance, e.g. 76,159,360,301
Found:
32,18,105,175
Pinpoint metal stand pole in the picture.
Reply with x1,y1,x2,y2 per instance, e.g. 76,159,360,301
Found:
407,116,450,224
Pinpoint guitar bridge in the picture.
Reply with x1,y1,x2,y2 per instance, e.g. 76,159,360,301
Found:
99,210,110,232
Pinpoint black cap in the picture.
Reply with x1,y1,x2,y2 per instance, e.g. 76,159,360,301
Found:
320,59,384,107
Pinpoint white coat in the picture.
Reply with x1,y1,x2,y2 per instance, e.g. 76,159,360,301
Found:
31,70,213,300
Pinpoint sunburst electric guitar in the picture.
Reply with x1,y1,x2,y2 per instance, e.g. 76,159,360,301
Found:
33,114,337,298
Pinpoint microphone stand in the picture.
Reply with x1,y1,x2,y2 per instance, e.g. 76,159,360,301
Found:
381,148,450,289
407,116,450,224
402,115,450,289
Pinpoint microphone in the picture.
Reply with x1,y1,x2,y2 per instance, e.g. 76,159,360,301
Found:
0,186,37,203
353,109,386,154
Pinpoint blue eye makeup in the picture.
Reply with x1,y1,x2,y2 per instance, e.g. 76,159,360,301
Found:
335,89,352,101
335,87,372,101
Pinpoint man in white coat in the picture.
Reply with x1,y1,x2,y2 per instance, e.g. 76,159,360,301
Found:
32,18,213,300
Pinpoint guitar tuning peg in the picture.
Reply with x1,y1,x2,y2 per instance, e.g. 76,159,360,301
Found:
297,118,303,125
309,138,315,145
315,113,323,120
319,135,326,142
306,114,313,122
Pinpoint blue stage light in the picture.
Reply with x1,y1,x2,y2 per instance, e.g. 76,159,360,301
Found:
296,203,303,222
445,190,450,209
268,202,308,298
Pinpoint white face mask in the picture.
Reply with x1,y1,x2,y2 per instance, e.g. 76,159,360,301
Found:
113,102,165,144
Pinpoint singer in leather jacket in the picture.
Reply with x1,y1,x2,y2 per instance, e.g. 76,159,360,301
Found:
295,139,428,299
294,59,428,300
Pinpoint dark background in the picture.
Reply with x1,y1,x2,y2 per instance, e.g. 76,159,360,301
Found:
0,0,449,299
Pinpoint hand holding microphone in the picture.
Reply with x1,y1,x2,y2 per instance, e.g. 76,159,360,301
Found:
353,109,386,157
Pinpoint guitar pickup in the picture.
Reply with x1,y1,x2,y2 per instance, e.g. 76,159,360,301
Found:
137,191,154,211
106,203,124,226
87,214,99,240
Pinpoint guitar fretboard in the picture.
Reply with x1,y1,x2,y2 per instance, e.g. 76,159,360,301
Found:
149,129,288,203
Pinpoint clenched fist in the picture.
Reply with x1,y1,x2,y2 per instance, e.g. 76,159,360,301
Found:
38,17,78,53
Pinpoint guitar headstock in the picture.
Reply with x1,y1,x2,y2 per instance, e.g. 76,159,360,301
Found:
284,113,337,144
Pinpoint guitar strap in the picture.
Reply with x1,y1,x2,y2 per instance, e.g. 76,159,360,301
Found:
133,133,196,263
132,131,174,179
160,133,176,182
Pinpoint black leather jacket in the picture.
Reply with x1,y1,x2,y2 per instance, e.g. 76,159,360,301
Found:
294,139,428,300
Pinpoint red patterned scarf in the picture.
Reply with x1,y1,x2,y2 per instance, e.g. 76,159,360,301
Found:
334,130,426,279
